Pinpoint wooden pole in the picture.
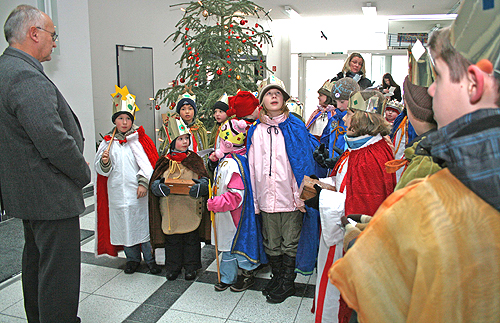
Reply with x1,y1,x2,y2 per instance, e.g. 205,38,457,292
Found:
209,179,221,283
105,127,117,152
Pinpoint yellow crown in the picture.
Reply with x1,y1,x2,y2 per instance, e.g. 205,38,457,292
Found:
257,75,290,103
349,91,386,115
111,85,139,118
163,113,191,144
218,119,247,147
286,97,304,119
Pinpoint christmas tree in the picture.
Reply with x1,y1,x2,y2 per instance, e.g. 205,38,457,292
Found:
155,0,273,129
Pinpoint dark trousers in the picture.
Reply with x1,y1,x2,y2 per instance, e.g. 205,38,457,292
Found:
165,229,201,273
22,217,81,323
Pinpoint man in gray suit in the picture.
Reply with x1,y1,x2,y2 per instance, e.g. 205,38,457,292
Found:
0,5,91,322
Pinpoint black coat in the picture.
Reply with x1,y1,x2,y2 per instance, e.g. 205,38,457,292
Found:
332,71,374,90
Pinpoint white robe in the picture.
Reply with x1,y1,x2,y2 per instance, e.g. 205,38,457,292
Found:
95,131,153,247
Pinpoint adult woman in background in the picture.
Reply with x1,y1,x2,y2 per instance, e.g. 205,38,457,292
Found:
380,73,402,101
331,53,373,90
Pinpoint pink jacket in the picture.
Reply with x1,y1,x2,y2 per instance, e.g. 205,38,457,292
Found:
248,114,304,214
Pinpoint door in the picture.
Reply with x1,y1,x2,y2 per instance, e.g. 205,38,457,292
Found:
116,45,156,144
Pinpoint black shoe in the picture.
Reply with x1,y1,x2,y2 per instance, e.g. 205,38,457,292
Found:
166,270,180,280
185,271,197,281
214,282,232,291
266,254,296,303
148,263,162,275
262,255,283,296
230,269,255,292
124,261,140,274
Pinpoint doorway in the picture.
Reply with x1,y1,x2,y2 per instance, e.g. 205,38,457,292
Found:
116,45,156,144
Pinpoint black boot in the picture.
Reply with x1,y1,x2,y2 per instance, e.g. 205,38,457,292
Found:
266,254,296,303
262,255,283,296
230,269,256,292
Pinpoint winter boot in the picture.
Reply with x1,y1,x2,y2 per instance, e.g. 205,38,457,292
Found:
230,269,256,292
266,254,296,303
262,255,283,296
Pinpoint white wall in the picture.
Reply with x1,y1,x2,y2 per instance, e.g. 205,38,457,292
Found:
1,0,96,176
88,0,183,144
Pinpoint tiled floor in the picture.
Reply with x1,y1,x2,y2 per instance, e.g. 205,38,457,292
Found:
0,193,317,323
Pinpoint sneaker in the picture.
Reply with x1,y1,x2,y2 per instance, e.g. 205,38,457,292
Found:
214,282,232,291
148,263,162,275
124,261,140,274
230,270,255,292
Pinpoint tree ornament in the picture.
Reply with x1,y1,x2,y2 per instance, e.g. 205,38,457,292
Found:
236,75,241,80
202,9,208,17
227,60,231,64
188,46,192,50
228,75,231,78
242,39,247,43
155,104,161,110
225,40,230,44
216,69,223,75
255,23,259,28
185,27,189,31
170,102,176,109
226,49,230,52
240,20,246,25
180,78,185,83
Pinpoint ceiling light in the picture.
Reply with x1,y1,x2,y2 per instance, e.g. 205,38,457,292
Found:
362,2,377,16
284,6,301,19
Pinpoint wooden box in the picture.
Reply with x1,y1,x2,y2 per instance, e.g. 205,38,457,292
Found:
299,175,336,200
164,178,195,195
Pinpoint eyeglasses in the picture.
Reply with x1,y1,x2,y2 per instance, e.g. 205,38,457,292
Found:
36,27,58,42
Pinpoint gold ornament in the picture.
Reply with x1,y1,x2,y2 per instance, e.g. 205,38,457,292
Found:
236,75,241,80
202,9,208,17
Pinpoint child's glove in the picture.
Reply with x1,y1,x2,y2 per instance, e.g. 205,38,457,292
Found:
189,177,209,198
313,144,330,168
151,178,170,197
304,184,322,210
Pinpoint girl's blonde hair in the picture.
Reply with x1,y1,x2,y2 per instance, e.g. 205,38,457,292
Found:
342,53,366,75
348,109,391,136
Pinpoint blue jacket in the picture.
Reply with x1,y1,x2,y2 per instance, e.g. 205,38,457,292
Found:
247,114,320,275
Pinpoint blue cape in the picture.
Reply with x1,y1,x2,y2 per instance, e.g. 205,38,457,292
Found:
390,109,417,143
229,153,268,265
247,114,321,275
320,108,347,157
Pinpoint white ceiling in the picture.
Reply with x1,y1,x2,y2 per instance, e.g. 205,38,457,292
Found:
254,0,459,33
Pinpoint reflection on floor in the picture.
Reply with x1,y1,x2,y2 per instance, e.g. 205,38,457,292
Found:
0,192,316,323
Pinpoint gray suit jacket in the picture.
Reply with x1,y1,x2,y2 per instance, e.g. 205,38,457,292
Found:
0,47,91,220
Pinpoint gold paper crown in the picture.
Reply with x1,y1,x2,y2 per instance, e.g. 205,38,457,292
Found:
164,113,190,144
257,75,290,103
348,91,386,115
217,93,229,105
111,85,139,118
218,119,247,147
318,80,335,97
286,97,304,119
386,100,404,113
451,0,500,75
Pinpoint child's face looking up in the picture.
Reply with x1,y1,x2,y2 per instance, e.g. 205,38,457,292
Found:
180,105,194,124
175,134,190,151
262,89,284,117
318,93,328,107
213,108,228,124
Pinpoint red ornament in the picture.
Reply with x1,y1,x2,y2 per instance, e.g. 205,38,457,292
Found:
196,57,200,61
195,53,199,56
255,23,259,28
252,31,255,35
188,47,191,50
242,39,247,43
185,27,189,31
155,105,160,110
225,40,230,45
196,69,199,72
229,68,232,71
227,55,230,58
248,36,252,39
228,75,231,78
186,42,189,45
260,44,263,48
184,35,188,39
260,60,263,62
194,77,198,81
170,102,176,108
230,24,234,27
196,64,199,67
236,36,240,39
216,69,223,75
226,49,230,52
195,73,199,76
180,78,185,83
240,20,246,25
227,60,231,64
228,36,231,39
189,51,192,54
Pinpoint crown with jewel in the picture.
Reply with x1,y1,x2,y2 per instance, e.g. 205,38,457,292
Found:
111,85,139,118
348,90,386,115
163,113,190,144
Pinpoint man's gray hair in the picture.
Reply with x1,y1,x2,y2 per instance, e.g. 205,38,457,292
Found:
4,5,44,45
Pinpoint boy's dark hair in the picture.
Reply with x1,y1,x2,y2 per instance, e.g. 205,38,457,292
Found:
348,110,391,137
